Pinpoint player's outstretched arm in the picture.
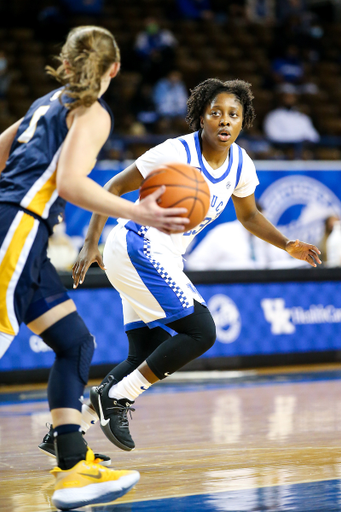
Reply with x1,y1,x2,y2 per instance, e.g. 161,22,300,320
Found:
232,193,321,268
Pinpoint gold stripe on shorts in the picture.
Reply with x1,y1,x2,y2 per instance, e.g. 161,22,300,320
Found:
0,212,36,335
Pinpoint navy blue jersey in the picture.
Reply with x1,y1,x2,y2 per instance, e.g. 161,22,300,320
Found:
0,87,113,232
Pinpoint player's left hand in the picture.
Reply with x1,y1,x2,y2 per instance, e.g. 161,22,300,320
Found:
285,239,322,267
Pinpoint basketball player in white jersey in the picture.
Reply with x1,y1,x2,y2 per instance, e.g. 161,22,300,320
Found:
69,78,321,453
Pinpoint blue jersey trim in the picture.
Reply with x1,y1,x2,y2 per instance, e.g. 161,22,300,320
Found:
125,230,192,321
146,306,194,328
124,315,190,332
235,145,243,188
194,131,233,184
125,220,144,234
178,138,191,164
124,320,147,331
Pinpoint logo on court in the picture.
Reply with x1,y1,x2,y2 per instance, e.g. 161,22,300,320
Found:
261,298,341,334
208,294,241,343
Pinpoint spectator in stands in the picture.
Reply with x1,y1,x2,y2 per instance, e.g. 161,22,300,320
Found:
134,17,177,84
176,0,214,20
185,219,266,270
36,1,68,42
325,217,341,267
153,70,188,119
246,0,275,24
276,0,306,23
270,44,304,93
0,51,10,99
319,215,341,264
263,90,320,158
60,0,103,14
185,202,305,270
47,221,78,271
131,82,158,132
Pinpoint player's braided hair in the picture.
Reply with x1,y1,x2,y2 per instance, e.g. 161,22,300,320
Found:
186,78,255,131
46,26,120,111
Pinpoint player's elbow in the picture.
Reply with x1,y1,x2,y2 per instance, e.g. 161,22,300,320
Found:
57,179,77,202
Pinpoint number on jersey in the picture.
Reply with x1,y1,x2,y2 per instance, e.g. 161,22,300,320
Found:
17,106,50,143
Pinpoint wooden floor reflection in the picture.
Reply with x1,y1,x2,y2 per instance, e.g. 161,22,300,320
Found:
1,364,341,511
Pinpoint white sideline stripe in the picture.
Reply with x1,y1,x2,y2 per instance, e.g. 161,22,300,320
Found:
162,370,257,382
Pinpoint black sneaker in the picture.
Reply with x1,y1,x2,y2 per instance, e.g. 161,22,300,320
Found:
38,423,112,466
90,381,135,452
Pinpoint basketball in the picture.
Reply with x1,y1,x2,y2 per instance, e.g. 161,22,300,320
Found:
139,162,211,231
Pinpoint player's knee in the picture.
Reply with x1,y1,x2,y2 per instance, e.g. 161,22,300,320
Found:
40,311,95,384
188,302,216,351
198,314,216,352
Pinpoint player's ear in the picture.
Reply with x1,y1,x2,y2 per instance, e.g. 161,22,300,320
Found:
200,116,204,129
109,62,120,78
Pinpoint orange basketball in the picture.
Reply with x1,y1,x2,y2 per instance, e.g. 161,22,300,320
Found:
139,162,210,231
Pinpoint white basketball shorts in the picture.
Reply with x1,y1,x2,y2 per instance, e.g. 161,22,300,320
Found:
103,224,205,331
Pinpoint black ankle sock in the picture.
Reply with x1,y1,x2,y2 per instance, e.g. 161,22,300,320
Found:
53,427,87,470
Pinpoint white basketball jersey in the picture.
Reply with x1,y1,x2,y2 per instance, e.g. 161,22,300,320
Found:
118,131,259,255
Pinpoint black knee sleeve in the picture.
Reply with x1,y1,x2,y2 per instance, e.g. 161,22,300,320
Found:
147,301,216,379
41,312,95,410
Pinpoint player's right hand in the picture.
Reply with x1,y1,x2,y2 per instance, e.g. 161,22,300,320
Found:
72,242,105,288
133,186,189,235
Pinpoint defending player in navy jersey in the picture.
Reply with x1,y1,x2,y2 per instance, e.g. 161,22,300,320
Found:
70,78,321,453
0,26,190,511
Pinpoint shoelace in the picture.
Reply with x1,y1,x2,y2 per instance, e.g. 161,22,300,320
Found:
43,422,52,442
96,374,115,395
96,376,135,427
107,401,135,428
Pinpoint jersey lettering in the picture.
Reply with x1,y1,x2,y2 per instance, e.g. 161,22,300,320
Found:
216,201,224,212
17,105,50,143
211,195,218,208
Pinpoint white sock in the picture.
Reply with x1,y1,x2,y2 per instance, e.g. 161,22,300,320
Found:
108,369,152,401
81,402,99,433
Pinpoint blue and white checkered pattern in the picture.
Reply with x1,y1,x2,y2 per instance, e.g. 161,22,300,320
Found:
143,239,190,308
138,226,149,237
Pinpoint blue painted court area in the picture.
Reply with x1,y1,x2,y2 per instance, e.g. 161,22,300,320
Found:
88,479,341,511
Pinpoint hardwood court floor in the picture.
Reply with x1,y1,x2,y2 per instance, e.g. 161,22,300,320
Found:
1,364,341,511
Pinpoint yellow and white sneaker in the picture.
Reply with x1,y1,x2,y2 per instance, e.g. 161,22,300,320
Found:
51,448,140,511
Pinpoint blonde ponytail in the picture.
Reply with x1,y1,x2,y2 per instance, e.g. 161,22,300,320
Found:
46,26,120,110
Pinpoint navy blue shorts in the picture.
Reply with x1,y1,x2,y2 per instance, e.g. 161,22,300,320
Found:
0,204,69,337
